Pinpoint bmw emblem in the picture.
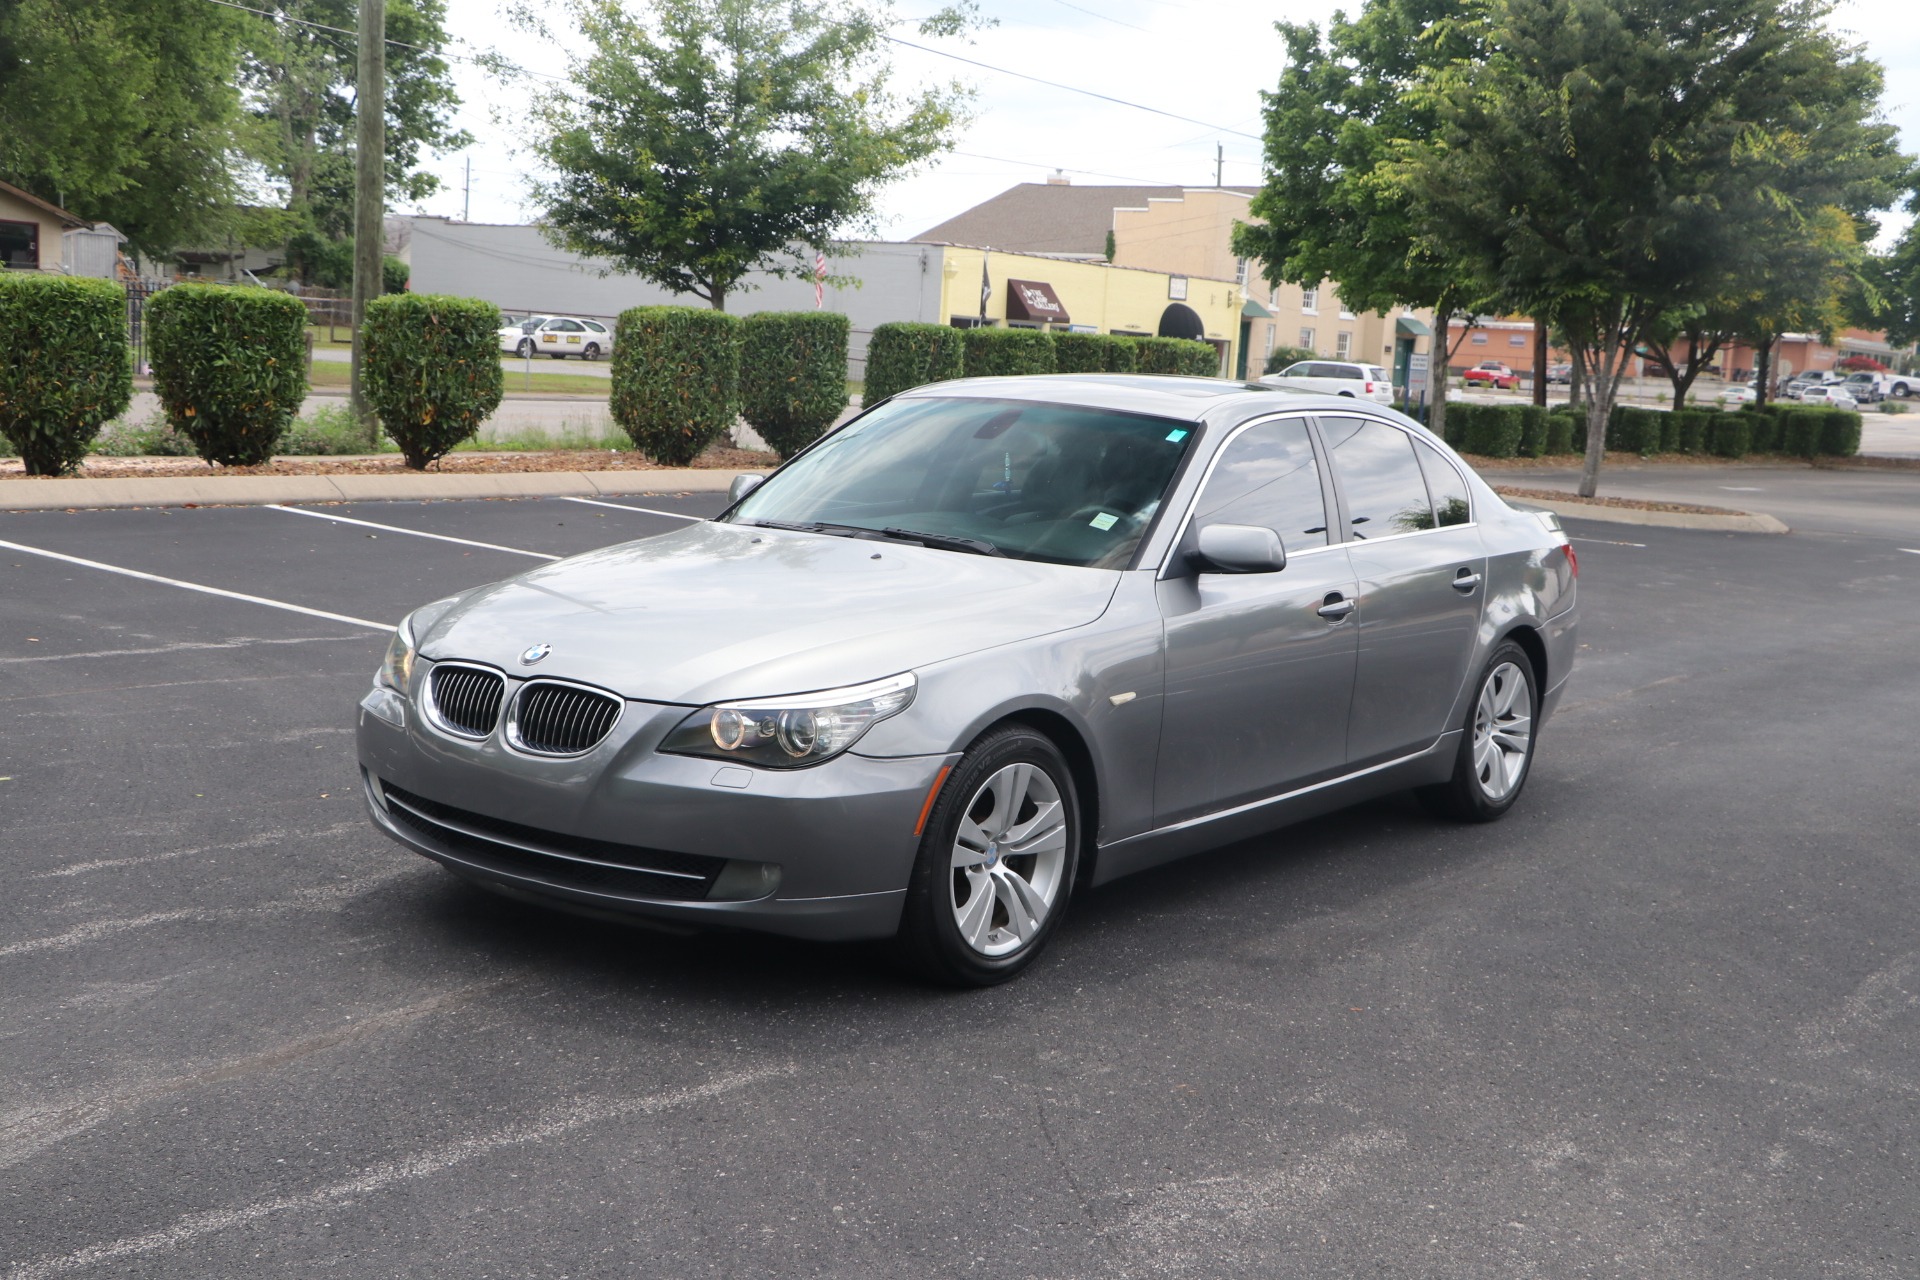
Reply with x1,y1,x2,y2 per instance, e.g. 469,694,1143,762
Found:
519,642,552,666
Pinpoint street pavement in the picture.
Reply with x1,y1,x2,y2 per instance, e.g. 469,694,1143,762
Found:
1498,461,1920,539
3,483,1917,1277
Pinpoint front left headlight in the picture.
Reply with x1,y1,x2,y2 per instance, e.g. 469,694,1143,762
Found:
374,614,416,693
659,672,916,769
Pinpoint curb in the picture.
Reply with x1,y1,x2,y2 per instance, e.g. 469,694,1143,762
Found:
1499,492,1789,534
0,468,742,511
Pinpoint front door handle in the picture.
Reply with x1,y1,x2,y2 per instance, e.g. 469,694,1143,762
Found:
1316,594,1357,620
1451,569,1482,592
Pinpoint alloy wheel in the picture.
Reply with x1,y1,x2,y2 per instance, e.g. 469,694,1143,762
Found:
1471,661,1533,801
948,763,1070,957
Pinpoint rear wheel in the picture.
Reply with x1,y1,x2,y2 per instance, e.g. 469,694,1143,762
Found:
517,338,536,359
897,725,1080,987
583,343,602,361
1418,640,1538,822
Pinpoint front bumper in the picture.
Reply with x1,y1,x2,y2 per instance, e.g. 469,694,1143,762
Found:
356,686,949,941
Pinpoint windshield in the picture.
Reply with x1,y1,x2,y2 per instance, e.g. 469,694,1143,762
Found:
728,396,1198,569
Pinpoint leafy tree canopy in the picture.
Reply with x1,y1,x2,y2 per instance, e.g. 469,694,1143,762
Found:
522,0,973,310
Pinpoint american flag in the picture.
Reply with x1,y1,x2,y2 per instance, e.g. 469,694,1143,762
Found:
814,252,827,308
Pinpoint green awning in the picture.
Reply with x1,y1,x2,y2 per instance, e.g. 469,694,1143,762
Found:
1242,297,1275,319
1395,314,1432,337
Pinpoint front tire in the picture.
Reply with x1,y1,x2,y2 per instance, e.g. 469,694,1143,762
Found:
897,725,1080,987
1419,640,1539,822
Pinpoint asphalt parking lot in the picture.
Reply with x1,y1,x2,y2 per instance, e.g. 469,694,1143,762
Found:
4,487,1918,1277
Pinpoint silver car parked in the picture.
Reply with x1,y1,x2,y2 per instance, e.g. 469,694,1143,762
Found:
357,375,1578,984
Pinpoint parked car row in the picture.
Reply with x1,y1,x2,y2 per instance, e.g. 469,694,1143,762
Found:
496,314,616,360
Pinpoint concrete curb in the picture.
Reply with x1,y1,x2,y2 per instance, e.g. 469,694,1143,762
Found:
0,468,742,511
1499,492,1789,534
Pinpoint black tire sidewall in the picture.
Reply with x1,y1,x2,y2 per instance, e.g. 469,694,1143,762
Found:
1440,640,1540,822
900,726,1080,986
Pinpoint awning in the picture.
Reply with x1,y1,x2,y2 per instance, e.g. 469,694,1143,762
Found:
1005,279,1070,324
1395,315,1432,337
1241,297,1274,319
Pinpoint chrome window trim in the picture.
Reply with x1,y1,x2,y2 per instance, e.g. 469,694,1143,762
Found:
1155,410,1333,578
420,659,507,743
1310,411,1479,545
503,676,627,759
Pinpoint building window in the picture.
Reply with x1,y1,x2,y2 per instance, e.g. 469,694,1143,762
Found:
1339,306,1355,320
1299,327,1316,350
1269,286,1280,307
1300,286,1318,313
1235,257,1249,286
1,220,41,269
1263,325,1275,356
1470,332,1489,344
1509,334,1526,346
1335,332,1353,359
948,316,990,329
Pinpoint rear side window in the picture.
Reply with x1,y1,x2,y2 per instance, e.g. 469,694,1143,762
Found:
1412,437,1471,527
1318,417,1434,538
1278,363,1310,377
1368,367,1389,382
1190,418,1329,550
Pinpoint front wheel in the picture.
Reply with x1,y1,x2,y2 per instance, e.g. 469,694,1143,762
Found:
583,343,601,361
897,725,1080,987
1418,640,1539,822
517,339,536,359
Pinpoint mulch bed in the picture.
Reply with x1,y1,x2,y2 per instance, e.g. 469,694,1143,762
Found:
1491,486,1740,515
0,445,779,480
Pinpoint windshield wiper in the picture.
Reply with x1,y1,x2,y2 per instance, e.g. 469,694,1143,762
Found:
743,518,833,534
879,527,1004,557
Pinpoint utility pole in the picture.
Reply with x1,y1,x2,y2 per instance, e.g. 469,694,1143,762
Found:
349,0,386,446
463,155,471,221
1215,143,1223,188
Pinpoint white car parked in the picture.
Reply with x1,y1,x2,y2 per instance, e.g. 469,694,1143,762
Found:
498,315,615,361
1259,360,1394,403
1716,384,1757,405
1798,385,1858,411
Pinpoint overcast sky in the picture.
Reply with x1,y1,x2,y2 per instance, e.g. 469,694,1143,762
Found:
418,0,1919,249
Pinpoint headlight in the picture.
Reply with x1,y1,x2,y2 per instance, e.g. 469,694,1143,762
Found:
375,614,416,693
659,673,916,768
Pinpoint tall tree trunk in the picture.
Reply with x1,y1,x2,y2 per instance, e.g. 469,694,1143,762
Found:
1428,307,1451,444
1570,300,1649,498
1532,315,1549,407
1754,337,1775,408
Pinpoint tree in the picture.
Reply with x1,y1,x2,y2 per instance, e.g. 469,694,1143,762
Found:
1397,0,1909,494
239,0,468,274
0,0,260,258
1860,190,1920,349
1231,0,1494,441
523,0,970,311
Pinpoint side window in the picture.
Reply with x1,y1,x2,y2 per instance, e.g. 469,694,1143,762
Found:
556,319,586,332
1412,437,1471,527
585,321,607,334
1189,418,1329,550
1318,417,1435,537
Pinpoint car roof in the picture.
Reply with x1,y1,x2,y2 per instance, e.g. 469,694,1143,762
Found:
891,373,1400,426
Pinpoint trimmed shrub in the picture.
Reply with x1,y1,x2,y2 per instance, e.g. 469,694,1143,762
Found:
1606,405,1664,454
1052,331,1123,374
362,293,505,469
1818,410,1863,457
1544,412,1577,456
1462,404,1524,458
1516,405,1551,458
962,326,1056,377
382,255,410,294
147,283,309,467
1778,407,1831,458
1263,345,1317,374
1709,415,1752,458
1102,335,1138,372
0,274,134,475
863,322,964,403
1741,403,1783,453
1672,409,1714,455
610,306,741,466
1131,336,1219,377
738,311,850,460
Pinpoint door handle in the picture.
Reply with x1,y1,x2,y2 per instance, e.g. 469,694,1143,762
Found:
1316,595,1357,620
1451,569,1482,592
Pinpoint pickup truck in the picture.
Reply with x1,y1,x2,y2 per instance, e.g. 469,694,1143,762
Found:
1838,370,1913,400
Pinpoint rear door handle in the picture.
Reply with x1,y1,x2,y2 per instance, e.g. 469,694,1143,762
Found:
1316,595,1357,620
1451,569,1482,592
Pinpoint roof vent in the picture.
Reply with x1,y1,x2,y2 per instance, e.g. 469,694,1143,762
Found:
1046,169,1071,186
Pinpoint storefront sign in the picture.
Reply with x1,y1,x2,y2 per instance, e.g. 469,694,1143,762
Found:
1005,279,1070,325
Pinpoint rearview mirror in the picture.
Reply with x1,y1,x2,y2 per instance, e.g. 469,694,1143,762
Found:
1193,524,1287,574
728,474,765,504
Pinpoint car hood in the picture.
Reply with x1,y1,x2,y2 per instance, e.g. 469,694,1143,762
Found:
417,521,1123,704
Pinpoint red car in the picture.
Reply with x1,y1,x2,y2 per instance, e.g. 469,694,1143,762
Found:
1463,361,1521,390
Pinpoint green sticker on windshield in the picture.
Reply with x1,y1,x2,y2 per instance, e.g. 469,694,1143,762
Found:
1089,512,1119,531
1165,429,1189,442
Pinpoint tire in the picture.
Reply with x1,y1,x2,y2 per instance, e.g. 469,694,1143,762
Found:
583,343,601,361
1418,640,1539,823
1895,381,1911,399
896,725,1081,987
517,339,535,359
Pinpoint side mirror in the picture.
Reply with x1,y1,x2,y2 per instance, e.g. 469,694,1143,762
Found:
1193,524,1287,574
727,474,765,504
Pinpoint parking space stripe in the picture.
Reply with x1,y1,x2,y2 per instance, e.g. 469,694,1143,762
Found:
0,539,391,631
555,496,706,520
264,504,561,560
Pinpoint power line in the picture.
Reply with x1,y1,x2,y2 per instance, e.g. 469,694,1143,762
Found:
947,150,1194,187
886,36,1264,141
1040,0,1152,33
197,0,566,80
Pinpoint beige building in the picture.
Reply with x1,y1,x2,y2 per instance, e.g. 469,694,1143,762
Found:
0,180,124,277
920,179,1432,386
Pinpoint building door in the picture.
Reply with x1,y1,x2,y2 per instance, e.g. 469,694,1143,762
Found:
1236,319,1252,380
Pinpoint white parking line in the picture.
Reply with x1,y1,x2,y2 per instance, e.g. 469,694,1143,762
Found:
265,504,560,560
0,539,390,631
555,496,706,521
1901,548,1920,556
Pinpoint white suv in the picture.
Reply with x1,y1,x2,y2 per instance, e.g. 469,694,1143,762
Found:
1798,385,1858,411
1260,360,1394,403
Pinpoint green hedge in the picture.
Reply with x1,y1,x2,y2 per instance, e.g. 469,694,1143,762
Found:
1709,415,1751,458
361,293,505,469
1448,403,1525,458
862,322,964,403
1131,336,1218,377
1605,405,1665,455
738,311,850,460
1671,408,1715,455
1053,332,1115,374
962,326,1056,378
147,284,309,466
610,306,741,466
1817,409,1863,457
1741,403,1782,453
1544,412,1577,456
0,274,133,475
1516,405,1551,458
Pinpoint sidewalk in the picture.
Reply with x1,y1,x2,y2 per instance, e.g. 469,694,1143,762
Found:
0,466,739,511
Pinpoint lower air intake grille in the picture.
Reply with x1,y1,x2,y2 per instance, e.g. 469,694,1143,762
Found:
509,681,623,756
427,663,505,738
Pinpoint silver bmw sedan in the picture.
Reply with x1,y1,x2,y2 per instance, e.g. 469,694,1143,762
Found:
356,375,1578,985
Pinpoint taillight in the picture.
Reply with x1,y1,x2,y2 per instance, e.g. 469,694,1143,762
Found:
1563,543,1578,578
1365,381,1375,393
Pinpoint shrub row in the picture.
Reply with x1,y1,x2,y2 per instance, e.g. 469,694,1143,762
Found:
1737,402,1862,458
863,322,1217,403
0,274,133,475
1440,403,1563,459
